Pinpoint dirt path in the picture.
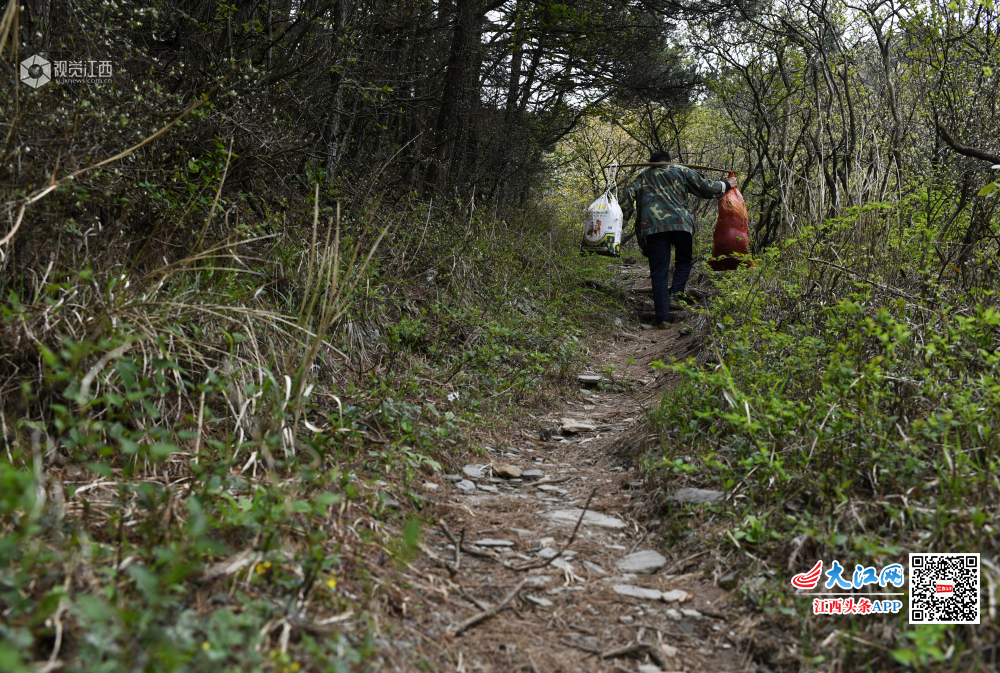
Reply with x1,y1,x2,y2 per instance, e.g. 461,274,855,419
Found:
382,267,748,672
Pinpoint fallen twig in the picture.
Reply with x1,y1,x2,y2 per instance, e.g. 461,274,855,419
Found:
560,638,600,655
439,520,501,563
448,577,527,636
438,521,463,571
601,641,669,668
417,543,457,577
458,585,491,612
532,475,573,487
626,530,647,556
661,550,709,575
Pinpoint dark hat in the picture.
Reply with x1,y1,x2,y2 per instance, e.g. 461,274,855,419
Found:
649,150,672,163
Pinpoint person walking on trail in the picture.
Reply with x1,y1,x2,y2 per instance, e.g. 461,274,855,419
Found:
621,150,738,328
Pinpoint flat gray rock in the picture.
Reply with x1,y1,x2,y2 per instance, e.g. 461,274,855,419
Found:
478,484,499,493
474,538,514,547
536,547,559,559
583,561,607,575
543,508,626,529
612,584,663,601
443,474,462,482
617,550,668,575
462,464,485,479
525,575,552,587
537,484,568,495
665,607,682,621
525,594,554,608
559,417,597,434
680,608,703,620
668,488,725,504
455,479,476,492
522,469,545,481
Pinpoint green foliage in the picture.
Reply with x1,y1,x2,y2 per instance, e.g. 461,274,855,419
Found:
0,141,616,670
649,199,999,668
891,625,950,668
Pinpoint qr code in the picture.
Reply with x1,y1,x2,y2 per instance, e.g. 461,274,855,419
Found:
909,553,980,624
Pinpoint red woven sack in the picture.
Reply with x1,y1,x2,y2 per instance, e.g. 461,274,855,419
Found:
708,172,753,271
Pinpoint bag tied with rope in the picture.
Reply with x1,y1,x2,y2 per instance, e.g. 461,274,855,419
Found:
707,172,754,270
580,191,623,257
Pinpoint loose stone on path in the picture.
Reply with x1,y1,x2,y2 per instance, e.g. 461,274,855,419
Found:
473,538,514,547
455,480,476,492
559,418,597,434
495,464,522,479
616,550,668,574
667,488,725,504
543,508,627,529
612,584,664,601
462,465,485,479
525,594,554,608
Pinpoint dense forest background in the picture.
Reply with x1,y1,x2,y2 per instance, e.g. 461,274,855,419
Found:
2,0,1000,669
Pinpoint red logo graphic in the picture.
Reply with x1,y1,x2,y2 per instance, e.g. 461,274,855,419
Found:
935,580,954,597
792,560,824,589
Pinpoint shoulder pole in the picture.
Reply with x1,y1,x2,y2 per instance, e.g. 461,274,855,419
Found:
619,162,735,174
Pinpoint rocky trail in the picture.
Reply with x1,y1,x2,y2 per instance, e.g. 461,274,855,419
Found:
382,266,751,672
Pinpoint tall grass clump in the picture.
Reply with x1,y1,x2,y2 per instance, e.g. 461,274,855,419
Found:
0,98,626,667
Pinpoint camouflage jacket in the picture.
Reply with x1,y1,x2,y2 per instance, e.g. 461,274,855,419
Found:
621,165,727,236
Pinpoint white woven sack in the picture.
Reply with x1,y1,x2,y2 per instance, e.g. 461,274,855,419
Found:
581,192,623,256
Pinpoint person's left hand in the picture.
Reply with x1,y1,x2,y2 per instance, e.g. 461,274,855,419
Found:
723,176,738,191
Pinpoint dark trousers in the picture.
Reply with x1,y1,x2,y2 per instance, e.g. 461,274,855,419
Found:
646,231,693,322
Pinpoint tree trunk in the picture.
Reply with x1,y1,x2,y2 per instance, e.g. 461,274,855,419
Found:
429,0,480,187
